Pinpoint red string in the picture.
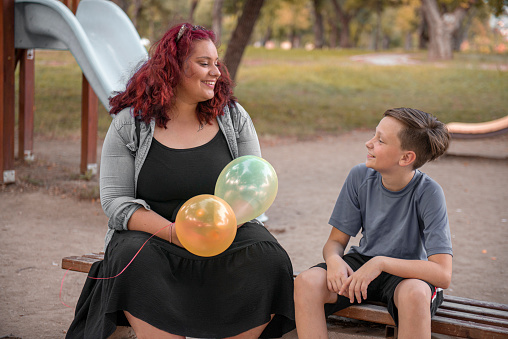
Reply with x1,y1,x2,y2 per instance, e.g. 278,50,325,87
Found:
60,268,74,308
60,223,172,308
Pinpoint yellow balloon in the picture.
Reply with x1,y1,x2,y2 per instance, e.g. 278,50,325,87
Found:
175,195,237,257
215,156,278,225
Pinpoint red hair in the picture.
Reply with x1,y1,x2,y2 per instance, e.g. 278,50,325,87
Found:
109,23,236,127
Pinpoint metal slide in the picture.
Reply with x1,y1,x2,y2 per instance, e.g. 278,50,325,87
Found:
14,0,148,111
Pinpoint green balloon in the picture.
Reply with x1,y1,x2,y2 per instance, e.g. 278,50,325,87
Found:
215,156,278,224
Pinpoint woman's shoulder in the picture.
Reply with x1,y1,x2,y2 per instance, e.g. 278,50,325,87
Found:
111,107,136,129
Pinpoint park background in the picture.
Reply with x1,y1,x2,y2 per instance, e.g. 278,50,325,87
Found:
1,0,507,338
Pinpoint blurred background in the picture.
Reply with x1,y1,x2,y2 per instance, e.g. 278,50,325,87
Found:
21,0,508,139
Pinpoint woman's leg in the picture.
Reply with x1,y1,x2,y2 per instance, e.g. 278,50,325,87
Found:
393,279,432,339
294,267,338,339
224,315,274,339
126,311,275,339
124,311,184,339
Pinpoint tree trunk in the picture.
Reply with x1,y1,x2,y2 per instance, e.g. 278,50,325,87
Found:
223,0,265,81
421,0,467,60
131,0,142,29
262,26,272,46
328,16,338,49
330,0,352,48
418,8,429,49
212,0,224,40
189,0,199,22
311,0,325,49
404,32,413,50
452,9,474,51
373,1,382,50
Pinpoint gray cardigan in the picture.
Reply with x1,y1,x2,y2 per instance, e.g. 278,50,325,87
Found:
99,102,261,249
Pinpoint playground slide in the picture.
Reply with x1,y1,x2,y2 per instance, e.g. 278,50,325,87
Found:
14,0,148,111
447,115,508,139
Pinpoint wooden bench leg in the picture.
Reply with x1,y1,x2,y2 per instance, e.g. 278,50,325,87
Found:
385,325,398,338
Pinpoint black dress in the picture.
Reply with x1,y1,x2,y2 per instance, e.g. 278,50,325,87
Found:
66,131,295,338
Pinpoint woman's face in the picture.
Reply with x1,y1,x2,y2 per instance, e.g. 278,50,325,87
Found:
176,39,221,104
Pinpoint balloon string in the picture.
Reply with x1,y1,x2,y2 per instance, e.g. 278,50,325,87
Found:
59,223,172,308
60,268,74,308
87,223,171,280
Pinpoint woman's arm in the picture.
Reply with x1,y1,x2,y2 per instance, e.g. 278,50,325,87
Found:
100,114,183,246
127,208,183,246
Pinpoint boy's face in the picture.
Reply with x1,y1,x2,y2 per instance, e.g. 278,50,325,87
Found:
365,117,406,173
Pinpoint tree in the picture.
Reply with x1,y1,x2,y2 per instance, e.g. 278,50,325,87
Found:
212,0,224,40
189,0,200,22
330,0,359,48
420,0,471,59
311,0,325,48
263,0,310,48
224,0,265,81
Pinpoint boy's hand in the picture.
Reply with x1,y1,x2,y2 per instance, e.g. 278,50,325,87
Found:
339,256,383,303
326,255,354,296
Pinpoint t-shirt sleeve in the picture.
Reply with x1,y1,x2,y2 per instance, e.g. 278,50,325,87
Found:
418,179,453,257
328,164,365,237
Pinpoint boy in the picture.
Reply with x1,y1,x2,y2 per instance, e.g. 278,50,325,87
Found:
294,108,453,339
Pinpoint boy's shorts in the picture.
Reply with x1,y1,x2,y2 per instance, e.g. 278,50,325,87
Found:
314,252,444,326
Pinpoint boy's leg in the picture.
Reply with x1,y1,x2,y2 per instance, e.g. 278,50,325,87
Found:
294,267,339,339
295,254,369,339
392,279,434,339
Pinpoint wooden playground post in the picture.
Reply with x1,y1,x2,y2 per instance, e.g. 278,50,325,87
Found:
68,0,99,176
81,75,98,175
1,0,16,184
18,48,35,161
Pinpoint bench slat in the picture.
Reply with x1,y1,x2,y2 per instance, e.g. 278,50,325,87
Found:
440,300,508,321
62,254,102,273
436,308,508,328
431,315,508,338
443,295,508,312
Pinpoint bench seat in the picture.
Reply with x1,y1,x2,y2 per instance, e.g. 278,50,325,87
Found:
62,253,508,338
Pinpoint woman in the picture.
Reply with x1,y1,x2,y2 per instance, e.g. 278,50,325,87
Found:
66,23,295,338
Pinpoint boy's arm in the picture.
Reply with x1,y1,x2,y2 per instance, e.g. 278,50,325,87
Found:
323,228,354,294
339,253,452,303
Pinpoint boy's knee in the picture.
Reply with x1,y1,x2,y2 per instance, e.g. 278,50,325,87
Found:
294,268,327,302
395,279,431,310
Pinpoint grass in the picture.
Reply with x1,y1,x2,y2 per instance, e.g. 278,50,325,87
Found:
22,48,508,139
235,48,508,137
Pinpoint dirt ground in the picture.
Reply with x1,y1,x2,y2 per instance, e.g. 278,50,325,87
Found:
1,129,507,338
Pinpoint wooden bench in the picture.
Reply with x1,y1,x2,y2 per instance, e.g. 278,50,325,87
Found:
62,253,508,338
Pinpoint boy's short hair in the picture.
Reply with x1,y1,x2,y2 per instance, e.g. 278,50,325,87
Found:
384,108,450,169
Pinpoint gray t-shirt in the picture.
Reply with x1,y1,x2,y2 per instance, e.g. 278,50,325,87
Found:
329,164,453,260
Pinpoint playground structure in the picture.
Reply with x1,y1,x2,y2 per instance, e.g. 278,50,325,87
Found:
446,115,508,139
1,0,147,184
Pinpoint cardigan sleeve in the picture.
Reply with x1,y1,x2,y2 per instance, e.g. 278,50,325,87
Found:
99,110,150,232
232,102,262,158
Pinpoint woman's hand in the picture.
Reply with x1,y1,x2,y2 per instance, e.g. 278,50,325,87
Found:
339,256,384,303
